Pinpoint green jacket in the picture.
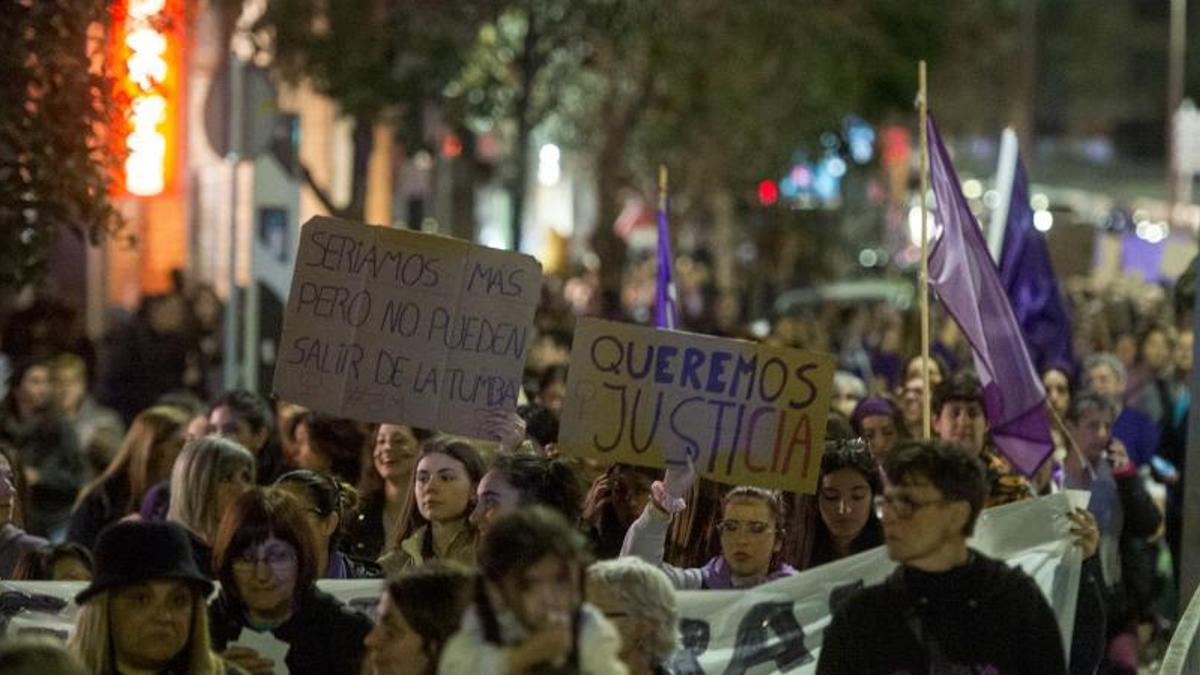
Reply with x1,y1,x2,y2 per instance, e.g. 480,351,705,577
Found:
379,521,476,576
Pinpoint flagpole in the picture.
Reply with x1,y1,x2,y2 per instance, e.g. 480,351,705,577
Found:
659,165,668,213
989,128,1019,263
1048,405,1096,482
918,60,932,440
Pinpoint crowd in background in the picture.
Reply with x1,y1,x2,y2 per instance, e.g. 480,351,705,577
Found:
0,257,1191,674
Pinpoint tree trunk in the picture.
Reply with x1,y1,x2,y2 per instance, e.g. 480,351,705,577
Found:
710,189,736,297
593,135,627,317
509,108,530,251
508,9,540,251
299,117,375,223
450,129,478,241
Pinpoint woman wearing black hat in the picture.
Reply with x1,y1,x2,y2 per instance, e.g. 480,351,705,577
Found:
68,520,233,675
209,487,372,675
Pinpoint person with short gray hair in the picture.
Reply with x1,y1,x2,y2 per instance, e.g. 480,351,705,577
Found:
831,371,868,419
586,558,678,675
1082,352,1159,466
1082,353,1127,398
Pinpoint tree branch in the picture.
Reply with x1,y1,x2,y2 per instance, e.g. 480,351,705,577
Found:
299,162,343,218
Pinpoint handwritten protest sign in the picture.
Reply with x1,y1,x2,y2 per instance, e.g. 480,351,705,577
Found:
559,318,836,493
272,216,542,440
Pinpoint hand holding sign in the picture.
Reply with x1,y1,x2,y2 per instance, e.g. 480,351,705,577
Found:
651,455,695,515
477,409,527,453
223,646,277,675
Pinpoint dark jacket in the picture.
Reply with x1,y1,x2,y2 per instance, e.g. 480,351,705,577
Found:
588,502,634,560
185,528,215,579
209,585,372,675
66,476,131,551
0,523,46,579
254,439,288,486
1111,469,1162,628
343,492,386,560
818,550,1066,675
94,317,192,425
806,514,884,569
1070,555,1108,675
0,407,84,537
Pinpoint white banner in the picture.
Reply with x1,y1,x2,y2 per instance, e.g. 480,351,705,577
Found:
666,490,1086,674
1,493,1084,674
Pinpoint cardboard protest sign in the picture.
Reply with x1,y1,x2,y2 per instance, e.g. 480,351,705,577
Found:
272,216,542,440
558,318,836,493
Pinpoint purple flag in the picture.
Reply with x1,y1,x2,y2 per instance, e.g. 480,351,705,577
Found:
927,114,1053,476
998,158,1074,372
655,186,679,330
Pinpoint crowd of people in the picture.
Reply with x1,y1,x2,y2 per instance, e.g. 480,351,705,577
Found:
0,263,1190,674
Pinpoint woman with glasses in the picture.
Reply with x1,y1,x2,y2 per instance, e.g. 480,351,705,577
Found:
620,461,796,589
209,487,372,675
808,440,884,569
275,469,382,579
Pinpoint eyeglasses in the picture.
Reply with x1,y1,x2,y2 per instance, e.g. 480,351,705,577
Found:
232,547,296,572
873,494,951,519
717,520,774,535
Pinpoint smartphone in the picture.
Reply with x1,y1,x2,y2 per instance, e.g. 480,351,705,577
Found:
1151,456,1178,482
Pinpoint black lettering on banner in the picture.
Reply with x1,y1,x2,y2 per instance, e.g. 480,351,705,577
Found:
721,601,813,675
666,618,710,675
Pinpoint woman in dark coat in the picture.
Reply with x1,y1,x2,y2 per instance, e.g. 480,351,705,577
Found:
208,487,372,675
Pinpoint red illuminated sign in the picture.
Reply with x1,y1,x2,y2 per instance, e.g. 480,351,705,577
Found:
113,0,180,197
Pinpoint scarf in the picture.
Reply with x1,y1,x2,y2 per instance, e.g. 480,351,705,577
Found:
698,555,797,589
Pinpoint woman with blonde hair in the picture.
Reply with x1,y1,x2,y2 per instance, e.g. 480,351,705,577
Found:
69,520,232,675
67,405,189,549
167,436,257,576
